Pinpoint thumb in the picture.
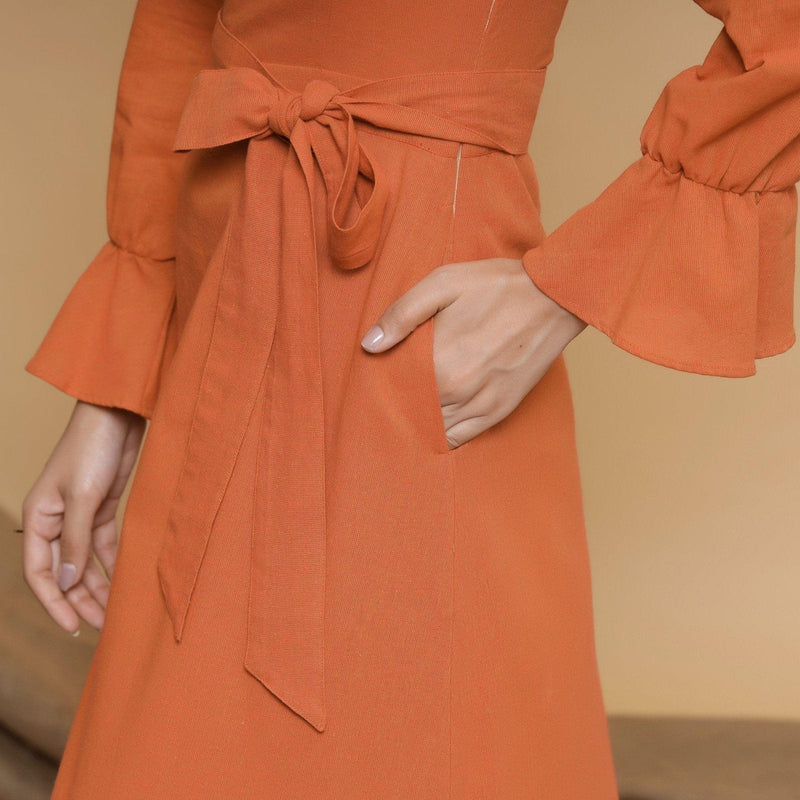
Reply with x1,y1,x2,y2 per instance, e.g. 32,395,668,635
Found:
361,268,457,353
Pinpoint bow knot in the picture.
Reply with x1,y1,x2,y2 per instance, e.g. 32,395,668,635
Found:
267,80,341,139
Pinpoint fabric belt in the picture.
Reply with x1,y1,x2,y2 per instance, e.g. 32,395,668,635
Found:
155,8,545,732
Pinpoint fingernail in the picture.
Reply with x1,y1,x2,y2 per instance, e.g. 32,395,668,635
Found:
71,629,81,638
59,562,77,592
361,325,384,350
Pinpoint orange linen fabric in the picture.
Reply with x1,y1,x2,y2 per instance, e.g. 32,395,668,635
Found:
157,13,546,733
23,1,799,798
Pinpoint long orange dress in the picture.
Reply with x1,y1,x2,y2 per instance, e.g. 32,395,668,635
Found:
24,1,800,797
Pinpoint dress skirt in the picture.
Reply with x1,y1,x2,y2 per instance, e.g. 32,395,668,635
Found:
48,76,618,800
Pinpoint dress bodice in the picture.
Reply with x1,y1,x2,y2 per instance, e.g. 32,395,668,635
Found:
220,0,570,78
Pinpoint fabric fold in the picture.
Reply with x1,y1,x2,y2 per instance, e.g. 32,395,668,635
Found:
24,240,178,418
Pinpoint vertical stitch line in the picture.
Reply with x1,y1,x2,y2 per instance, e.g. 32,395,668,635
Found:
483,0,497,32
449,4,499,796
450,0,499,224
450,144,463,217
474,0,499,68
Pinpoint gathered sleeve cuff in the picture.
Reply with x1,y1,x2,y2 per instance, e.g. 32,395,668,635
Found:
24,241,178,419
24,0,220,418
523,0,800,377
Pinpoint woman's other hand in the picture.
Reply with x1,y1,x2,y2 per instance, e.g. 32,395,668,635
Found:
21,400,147,635
361,257,587,449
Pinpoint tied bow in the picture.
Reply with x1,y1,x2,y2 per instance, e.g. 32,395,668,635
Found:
158,66,387,734
170,68,390,270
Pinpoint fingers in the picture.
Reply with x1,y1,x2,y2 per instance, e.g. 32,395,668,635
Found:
59,483,104,594
22,476,108,635
441,383,523,449
81,557,112,615
444,415,491,450
361,266,460,353
23,499,111,634
91,512,119,583
63,557,109,631
22,497,81,635
21,401,138,637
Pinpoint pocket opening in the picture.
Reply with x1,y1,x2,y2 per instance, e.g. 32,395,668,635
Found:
413,315,452,455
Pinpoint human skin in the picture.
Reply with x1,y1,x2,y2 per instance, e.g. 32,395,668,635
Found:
362,256,588,448
21,401,146,636
22,255,586,634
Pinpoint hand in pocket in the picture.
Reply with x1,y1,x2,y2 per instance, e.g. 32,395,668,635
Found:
360,257,587,448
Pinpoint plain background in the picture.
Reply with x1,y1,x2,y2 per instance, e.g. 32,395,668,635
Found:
5,0,799,719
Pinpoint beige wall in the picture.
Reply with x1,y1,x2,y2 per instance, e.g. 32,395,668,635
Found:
6,1,800,720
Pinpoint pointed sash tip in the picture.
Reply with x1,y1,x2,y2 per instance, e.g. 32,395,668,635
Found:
244,659,326,731
156,562,187,644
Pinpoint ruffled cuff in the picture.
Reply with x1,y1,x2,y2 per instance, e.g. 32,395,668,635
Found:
522,154,797,377
24,240,178,419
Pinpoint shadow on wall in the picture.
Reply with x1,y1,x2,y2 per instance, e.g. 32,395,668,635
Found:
1,502,800,800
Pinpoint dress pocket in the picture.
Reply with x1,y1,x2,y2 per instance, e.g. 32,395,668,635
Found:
410,314,451,455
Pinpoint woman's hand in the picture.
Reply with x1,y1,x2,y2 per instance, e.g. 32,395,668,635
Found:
361,257,587,449
21,400,147,635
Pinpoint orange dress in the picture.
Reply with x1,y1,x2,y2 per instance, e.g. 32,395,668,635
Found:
24,1,800,797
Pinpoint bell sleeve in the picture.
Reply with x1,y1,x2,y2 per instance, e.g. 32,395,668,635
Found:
24,0,221,418
522,0,800,377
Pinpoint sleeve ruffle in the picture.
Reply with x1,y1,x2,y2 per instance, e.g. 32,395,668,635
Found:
523,0,799,378
522,153,797,377
24,240,178,419
23,0,219,418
